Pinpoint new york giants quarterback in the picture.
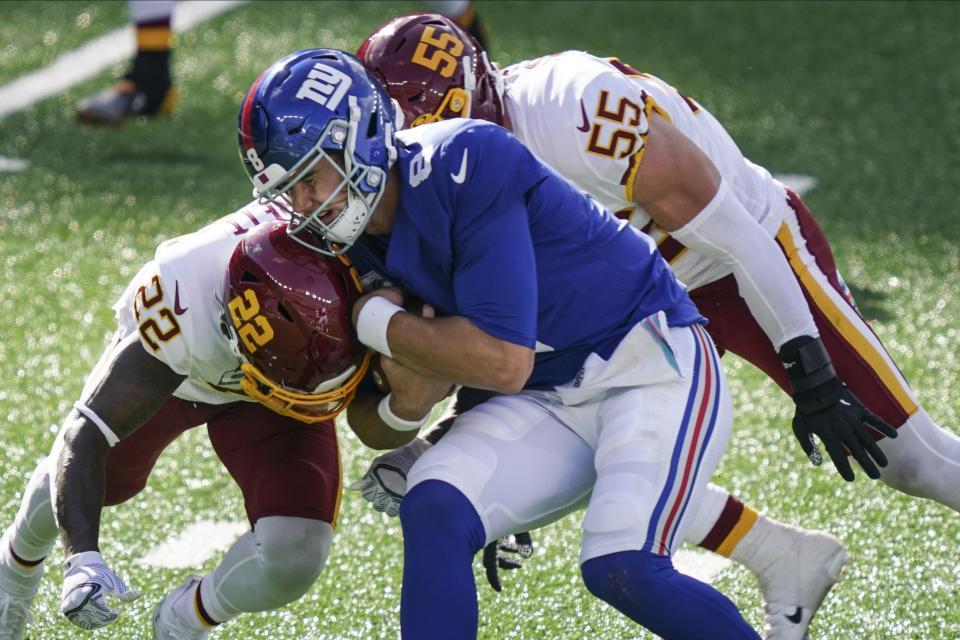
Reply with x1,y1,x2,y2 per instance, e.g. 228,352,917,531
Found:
358,13,960,638
239,48,759,640
0,214,410,640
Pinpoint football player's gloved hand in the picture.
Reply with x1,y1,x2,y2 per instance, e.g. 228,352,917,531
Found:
60,551,141,630
483,532,534,593
780,336,898,481
348,437,433,517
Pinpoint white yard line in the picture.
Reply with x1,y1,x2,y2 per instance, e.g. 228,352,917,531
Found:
137,520,249,569
0,156,29,172
0,0,247,121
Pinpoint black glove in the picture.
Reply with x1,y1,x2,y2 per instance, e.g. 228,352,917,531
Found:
780,336,898,481
482,532,534,592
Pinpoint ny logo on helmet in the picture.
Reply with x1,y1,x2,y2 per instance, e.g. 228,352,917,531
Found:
295,63,353,111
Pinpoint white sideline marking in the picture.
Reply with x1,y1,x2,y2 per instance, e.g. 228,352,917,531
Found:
0,0,248,121
773,173,817,197
0,156,29,172
138,520,248,569
672,549,733,583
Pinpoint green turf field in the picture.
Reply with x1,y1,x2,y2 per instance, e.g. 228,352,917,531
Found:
0,1,958,638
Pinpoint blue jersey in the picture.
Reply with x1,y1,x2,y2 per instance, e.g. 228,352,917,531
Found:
348,119,703,389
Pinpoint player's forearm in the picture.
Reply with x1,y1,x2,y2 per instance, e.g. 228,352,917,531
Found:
637,115,817,349
54,420,109,557
387,314,533,394
669,180,818,349
53,335,185,556
346,389,421,449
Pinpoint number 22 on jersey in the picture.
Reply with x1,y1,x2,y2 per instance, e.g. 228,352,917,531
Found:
134,275,182,351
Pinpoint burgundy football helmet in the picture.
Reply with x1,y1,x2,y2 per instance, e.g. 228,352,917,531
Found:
357,13,504,128
222,221,371,423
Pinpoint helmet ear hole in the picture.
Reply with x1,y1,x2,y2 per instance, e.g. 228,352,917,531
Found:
241,270,260,282
276,301,295,323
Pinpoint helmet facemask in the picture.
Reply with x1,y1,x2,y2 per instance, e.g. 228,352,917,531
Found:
254,99,393,256
238,50,398,257
234,347,372,424
408,54,476,126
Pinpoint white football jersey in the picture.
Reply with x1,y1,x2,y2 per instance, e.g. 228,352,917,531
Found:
112,201,287,405
502,51,790,290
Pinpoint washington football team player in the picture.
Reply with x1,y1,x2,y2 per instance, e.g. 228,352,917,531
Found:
0,212,421,639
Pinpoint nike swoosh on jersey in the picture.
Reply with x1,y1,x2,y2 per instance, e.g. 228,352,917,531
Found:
173,282,189,315
450,149,469,184
576,100,590,132
785,607,804,624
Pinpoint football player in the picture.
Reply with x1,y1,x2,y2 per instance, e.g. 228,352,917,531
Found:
356,12,960,636
76,0,178,125
0,215,421,639
240,48,762,639
72,1,486,126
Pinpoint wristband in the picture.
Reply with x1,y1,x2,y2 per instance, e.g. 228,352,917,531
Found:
356,297,403,357
377,394,429,432
63,550,104,572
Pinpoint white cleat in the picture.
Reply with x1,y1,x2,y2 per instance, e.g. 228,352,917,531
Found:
0,588,35,640
153,575,210,640
759,529,849,640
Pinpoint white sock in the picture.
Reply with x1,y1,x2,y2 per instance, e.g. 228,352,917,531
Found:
681,483,731,546
728,513,780,575
1,458,58,597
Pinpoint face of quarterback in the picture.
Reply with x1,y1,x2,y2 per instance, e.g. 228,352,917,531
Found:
289,157,349,227
290,154,398,237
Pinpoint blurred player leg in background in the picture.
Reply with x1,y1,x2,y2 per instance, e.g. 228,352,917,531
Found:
76,0,177,125
425,0,490,49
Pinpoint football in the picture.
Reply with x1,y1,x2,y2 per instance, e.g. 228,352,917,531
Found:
370,354,391,394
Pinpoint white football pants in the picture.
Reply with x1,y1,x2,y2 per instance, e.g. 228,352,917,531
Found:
408,321,733,563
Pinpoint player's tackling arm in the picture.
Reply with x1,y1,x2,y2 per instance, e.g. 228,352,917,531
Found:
55,332,185,557
633,113,818,346
633,113,897,480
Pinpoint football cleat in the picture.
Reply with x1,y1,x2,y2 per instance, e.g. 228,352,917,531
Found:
75,80,177,126
0,583,36,640
153,575,209,640
758,528,849,640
